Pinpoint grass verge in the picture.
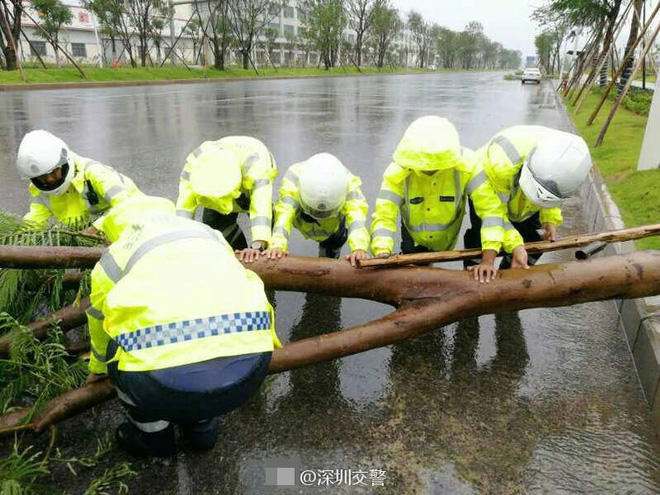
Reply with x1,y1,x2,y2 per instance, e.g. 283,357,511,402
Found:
563,91,659,250
0,65,439,85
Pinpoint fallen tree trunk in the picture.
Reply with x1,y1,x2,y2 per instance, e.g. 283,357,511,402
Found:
0,250,658,436
0,299,90,357
0,246,105,269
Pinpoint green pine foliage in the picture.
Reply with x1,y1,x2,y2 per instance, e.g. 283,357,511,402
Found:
0,435,134,494
0,212,102,324
0,443,51,495
84,462,136,495
0,315,87,414
0,211,104,413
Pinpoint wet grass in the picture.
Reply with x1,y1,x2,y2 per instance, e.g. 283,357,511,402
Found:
634,73,656,84
0,65,441,85
563,91,660,250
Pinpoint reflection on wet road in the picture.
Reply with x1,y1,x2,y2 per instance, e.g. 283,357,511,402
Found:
0,73,658,493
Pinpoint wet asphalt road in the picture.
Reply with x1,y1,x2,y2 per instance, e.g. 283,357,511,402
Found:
1,73,659,494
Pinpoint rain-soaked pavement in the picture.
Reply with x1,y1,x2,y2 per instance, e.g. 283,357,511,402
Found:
0,73,659,493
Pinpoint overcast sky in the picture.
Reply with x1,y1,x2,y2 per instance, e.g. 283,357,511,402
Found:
390,0,542,58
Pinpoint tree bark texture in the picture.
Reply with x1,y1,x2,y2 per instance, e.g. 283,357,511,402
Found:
619,0,644,89
0,245,106,269
0,250,658,436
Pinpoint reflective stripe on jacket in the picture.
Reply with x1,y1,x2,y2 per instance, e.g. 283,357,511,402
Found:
87,214,280,374
175,136,278,244
370,149,505,255
479,126,563,252
23,153,140,229
269,163,370,252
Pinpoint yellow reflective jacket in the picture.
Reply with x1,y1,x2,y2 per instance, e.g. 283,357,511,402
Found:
479,126,564,252
175,136,278,244
87,214,281,374
23,153,141,230
269,163,370,252
370,148,505,255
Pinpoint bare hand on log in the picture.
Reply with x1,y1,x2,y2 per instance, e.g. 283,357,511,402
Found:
511,246,530,269
345,249,368,268
542,223,558,242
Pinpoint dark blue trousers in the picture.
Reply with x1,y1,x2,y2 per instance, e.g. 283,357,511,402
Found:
107,348,271,425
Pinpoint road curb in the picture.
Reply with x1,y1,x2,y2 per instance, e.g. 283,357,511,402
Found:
554,85,660,436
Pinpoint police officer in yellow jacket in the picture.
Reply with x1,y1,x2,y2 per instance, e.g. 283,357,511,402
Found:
370,116,506,282
16,130,141,230
175,136,277,262
463,126,592,269
264,153,370,267
86,195,281,456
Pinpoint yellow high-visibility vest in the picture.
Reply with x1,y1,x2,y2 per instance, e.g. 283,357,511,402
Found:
479,125,563,252
87,214,280,374
370,148,505,255
175,136,278,244
269,162,370,252
23,152,141,229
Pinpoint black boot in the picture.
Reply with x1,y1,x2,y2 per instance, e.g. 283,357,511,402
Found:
116,422,176,457
181,417,219,451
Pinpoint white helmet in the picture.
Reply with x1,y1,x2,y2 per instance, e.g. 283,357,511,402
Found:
16,130,74,196
519,131,592,208
298,153,349,219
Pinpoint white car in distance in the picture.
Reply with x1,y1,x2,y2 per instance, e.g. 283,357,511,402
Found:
521,68,542,84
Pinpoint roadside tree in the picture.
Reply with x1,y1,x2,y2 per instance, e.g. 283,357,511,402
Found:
346,0,378,66
183,17,202,64
301,0,346,70
368,1,399,68
263,25,278,66
283,29,297,66
82,0,125,65
194,0,233,70
533,0,624,85
228,0,278,70
297,25,313,66
407,10,428,68
535,31,553,72
31,0,73,68
435,27,458,69
618,0,643,89
498,48,522,70
457,21,484,70
0,0,21,70
125,0,172,67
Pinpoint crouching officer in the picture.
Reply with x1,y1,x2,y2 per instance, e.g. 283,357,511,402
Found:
86,195,281,456
264,153,370,266
370,116,506,282
16,130,142,230
463,126,592,269
175,136,278,262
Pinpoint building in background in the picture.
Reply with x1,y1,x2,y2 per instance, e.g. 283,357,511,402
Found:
18,0,195,66
16,0,422,69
